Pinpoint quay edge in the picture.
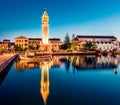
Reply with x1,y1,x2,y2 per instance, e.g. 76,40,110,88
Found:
0,54,19,72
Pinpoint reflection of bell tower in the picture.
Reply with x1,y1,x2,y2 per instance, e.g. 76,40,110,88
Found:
40,62,50,105
42,9,49,44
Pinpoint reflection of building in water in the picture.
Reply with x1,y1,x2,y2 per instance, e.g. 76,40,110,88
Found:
14,56,62,71
68,55,119,69
14,59,54,104
14,60,40,71
52,56,62,67
14,56,119,71
40,61,50,105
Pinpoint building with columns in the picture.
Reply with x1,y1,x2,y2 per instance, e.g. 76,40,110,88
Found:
75,35,120,51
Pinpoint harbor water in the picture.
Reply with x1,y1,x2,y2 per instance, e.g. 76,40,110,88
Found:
0,55,120,105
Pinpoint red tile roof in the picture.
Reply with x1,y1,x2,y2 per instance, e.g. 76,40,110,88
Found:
49,38,60,41
77,35,117,39
29,38,42,40
3,39,10,41
28,38,60,41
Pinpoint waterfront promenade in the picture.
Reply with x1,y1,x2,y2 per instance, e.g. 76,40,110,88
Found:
0,54,18,72
36,51,97,55
0,55,13,65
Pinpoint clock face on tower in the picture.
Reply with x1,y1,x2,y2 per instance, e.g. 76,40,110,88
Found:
43,26,48,35
42,10,49,44
44,26,47,32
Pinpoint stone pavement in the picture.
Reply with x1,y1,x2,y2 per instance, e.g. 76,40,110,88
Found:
0,54,15,65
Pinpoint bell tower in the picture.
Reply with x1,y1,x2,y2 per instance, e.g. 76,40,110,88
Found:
42,9,49,44
40,9,52,52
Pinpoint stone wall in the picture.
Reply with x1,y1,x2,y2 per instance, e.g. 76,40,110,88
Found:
0,54,18,72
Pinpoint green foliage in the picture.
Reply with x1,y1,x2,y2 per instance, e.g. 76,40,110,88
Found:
24,48,28,51
72,33,75,40
64,33,70,44
59,33,72,50
29,44,39,50
29,46,34,50
36,45,40,50
59,44,68,50
71,37,77,51
14,45,24,51
83,41,97,51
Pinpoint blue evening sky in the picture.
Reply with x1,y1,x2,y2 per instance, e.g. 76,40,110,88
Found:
0,0,120,41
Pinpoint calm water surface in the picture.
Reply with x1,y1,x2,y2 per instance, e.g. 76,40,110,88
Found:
0,55,120,105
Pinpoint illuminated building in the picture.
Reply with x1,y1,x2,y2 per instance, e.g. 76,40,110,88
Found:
42,9,49,44
75,35,120,51
0,39,15,52
15,9,62,52
15,36,28,49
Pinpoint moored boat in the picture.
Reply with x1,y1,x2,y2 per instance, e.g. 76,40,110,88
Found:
20,54,52,61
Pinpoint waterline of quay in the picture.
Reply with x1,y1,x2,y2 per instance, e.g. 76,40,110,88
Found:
0,51,120,72
0,54,18,72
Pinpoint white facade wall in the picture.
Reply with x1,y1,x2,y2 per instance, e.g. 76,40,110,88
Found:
113,41,120,51
78,38,116,42
96,41,120,51
96,42,114,51
77,37,120,51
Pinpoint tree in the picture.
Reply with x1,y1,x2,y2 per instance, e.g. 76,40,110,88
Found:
83,42,92,51
64,33,70,45
92,39,97,50
71,34,77,51
60,33,71,50
72,33,75,40
29,44,40,50
64,33,72,50
36,44,40,50
14,45,23,51
83,41,97,51
59,44,68,50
